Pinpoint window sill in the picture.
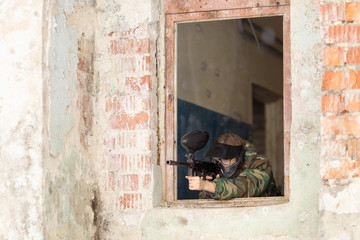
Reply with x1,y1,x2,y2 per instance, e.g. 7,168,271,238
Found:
160,196,289,208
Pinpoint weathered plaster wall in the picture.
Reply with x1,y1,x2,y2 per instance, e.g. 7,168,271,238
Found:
149,0,321,239
0,1,44,239
43,0,101,238
92,0,322,239
4,0,360,239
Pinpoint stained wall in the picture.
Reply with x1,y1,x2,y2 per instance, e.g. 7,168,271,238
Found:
1,0,360,239
0,1,44,239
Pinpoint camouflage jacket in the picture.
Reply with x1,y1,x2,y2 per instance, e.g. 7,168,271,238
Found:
199,142,278,200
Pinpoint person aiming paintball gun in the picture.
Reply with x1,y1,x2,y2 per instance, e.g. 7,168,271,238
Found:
171,131,279,200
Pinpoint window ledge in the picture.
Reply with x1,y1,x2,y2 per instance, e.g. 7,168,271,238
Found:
160,196,289,208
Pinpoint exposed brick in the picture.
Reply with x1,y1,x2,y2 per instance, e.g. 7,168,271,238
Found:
322,115,360,135
114,56,150,73
108,172,116,191
142,56,150,71
322,93,360,113
321,159,360,180
83,112,93,131
77,35,95,150
125,75,152,92
80,132,88,149
82,95,91,112
108,173,139,191
77,36,93,73
321,138,346,159
106,95,151,113
346,47,360,65
345,94,360,112
321,4,345,22
347,138,358,160
322,94,345,113
322,71,360,90
143,174,151,189
346,2,360,21
321,138,359,160
120,174,139,191
325,25,360,44
323,47,344,66
109,38,150,55
118,131,151,151
78,56,91,73
108,153,151,171
110,112,149,130
109,24,148,39
116,193,143,209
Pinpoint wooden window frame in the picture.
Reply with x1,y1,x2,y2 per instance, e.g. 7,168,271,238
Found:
162,0,291,207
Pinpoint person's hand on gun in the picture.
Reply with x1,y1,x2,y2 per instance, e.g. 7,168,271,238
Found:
185,174,219,193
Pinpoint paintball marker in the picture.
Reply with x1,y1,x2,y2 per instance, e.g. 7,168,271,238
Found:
166,130,220,180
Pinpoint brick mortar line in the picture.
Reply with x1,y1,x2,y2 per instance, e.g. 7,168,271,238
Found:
321,22,360,26
322,43,360,47
107,36,151,40
321,89,360,94
105,129,158,133
107,92,154,97
321,135,360,139
107,111,155,116
322,65,360,71
320,157,360,160
319,1,344,4
110,53,151,57
321,112,360,117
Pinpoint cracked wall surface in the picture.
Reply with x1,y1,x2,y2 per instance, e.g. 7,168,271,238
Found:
43,0,102,239
1,0,360,239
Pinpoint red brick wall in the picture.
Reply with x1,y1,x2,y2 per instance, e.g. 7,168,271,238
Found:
77,34,95,150
104,24,156,210
321,2,360,180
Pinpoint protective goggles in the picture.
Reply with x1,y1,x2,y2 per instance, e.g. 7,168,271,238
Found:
205,143,243,160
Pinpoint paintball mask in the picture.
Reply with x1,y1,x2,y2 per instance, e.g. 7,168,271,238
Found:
206,143,245,179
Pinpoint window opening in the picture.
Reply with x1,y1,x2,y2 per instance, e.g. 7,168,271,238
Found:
176,17,284,200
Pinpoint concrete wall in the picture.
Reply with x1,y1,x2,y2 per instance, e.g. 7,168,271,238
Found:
1,0,360,239
147,0,321,239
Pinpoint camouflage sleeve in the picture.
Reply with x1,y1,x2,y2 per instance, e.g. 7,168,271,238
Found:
199,158,272,200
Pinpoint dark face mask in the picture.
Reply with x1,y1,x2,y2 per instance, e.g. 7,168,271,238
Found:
206,143,245,179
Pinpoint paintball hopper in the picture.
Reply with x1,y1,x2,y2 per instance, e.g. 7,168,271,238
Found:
180,130,209,153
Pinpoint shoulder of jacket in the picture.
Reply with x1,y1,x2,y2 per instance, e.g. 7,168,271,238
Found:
243,143,270,169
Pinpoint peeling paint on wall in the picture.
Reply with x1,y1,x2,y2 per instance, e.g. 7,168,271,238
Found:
4,0,360,239
44,0,103,239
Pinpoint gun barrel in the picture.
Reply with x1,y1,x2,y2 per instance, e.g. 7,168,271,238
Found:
166,160,191,167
